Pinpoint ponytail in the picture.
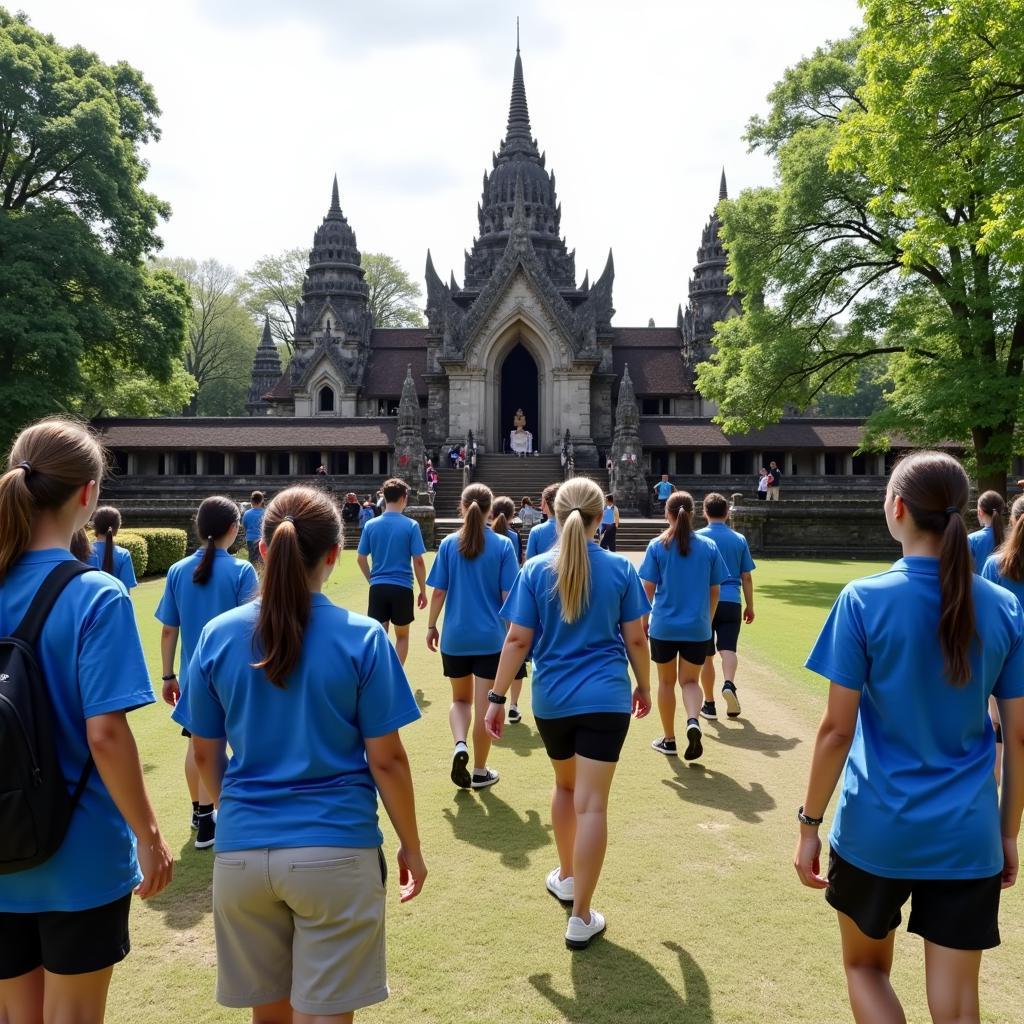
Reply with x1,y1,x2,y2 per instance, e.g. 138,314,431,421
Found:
253,486,341,687
101,527,114,573
0,467,36,580
92,506,122,575
998,496,1024,582
193,496,241,585
491,495,515,539
70,527,92,563
662,491,694,556
978,490,1006,547
551,477,604,623
458,483,493,560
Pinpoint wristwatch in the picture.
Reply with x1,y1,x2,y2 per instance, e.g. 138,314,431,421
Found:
487,690,507,705
797,806,824,826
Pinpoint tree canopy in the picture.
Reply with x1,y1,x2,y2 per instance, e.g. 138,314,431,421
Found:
697,0,1024,491
241,247,305,353
363,252,425,327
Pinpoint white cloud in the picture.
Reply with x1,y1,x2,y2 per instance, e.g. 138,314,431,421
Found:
21,0,862,323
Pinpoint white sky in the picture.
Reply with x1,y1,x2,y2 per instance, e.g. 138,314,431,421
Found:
23,0,862,326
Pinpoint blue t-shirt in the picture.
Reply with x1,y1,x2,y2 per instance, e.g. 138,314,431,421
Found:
525,519,557,559
427,529,519,655
697,522,756,605
242,506,265,542
601,506,617,526
0,550,153,912
655,480,674,500
501,543,651,718
155,549,258,692
356,511,426,589
806,556,1024,879
176,597,419,851
358,506,374,527
86,540,138,590
639,533,727,642
968,525,995,573
981,553,1024,608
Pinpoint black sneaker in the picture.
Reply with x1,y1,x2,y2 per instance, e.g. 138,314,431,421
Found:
508,706,522,724
195,812,216,850
451,745,471,789
722,682,741,718
683,721,703,761
471,768,500,790
651,737,677,756
190,809,199,831
699,700,718,721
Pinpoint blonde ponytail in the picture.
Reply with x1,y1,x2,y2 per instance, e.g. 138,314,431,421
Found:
551,477,604,623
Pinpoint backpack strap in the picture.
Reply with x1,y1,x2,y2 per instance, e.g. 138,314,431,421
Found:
13,560,95,646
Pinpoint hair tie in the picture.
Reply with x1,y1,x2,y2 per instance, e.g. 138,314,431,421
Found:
282,514,295,524
18,461,32,477
945,506,958,518
570,507,583,515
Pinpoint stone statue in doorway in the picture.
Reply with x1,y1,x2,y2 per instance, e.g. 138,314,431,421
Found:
509,408,533,456
513,408,526,430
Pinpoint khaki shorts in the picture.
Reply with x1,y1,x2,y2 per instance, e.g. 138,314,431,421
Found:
212,846,388,1015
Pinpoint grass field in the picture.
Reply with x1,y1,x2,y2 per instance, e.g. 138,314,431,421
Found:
106,555,1023,1024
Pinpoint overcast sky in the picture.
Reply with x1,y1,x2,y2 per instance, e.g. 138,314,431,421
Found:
24,0,862,326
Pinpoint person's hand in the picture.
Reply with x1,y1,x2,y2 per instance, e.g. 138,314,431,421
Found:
425,626,439,652
485,702,505,740
794,831,827,889
134,832,173,899
744,607,755,625
397,846,427,903
1001,835,1019,889
161,675,179,707
632,686,651,719
417,590,428,611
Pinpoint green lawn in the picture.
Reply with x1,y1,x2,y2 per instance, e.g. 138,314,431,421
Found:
107,555,1022,1024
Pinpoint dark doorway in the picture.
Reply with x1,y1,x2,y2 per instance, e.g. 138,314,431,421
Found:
500,342,539,452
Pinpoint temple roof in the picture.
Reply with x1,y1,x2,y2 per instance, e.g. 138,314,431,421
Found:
363,329,430,396
639,418,932,450
611,328,691,396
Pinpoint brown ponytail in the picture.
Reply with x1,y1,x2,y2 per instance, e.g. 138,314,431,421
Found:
890,451,974,686
193,496,241,585
253,486,341,687
998,496,1024,581
661,491,695,556
978,490,1006,548
458,483,493,560
92,506,122,575
0,418,105,581
491,495,515,538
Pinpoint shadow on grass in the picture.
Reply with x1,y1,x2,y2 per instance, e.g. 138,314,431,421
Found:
756,580,845,609
442,789,551,868
414,688,432,711
702,717,801,759
501,720,546,758
143,837,213,930
531,938,712,1023
663,761,775,824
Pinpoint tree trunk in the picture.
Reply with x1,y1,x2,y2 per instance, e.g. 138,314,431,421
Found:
972,425,1012,498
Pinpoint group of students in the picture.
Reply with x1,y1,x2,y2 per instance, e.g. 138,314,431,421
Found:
0,417,1021,1024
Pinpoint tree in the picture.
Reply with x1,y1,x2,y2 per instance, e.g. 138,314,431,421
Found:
0,9,188,446
241,247,305,353
363,252,425,327
71,360,197,419
697,2,1024,493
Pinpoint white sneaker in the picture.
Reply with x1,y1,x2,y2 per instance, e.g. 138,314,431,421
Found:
565,909,606,950
546,867,574,903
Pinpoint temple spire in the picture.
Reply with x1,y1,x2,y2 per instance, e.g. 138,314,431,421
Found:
506,39,532,142
516,16,520,54
719,167,728,201
258,316,274,350
329,174,342,217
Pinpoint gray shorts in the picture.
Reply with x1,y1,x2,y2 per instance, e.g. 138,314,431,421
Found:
212,846,388,1015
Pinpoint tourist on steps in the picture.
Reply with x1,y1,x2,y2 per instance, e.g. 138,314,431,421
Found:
653,473,674,513
85,505,138,591
598,493,619,552
485,476,651,951
797,451,1024,1024
525,483,560,559
426,483,518,791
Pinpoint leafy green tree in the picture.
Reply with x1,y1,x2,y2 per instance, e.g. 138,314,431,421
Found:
364,252,425,327
697,2,1024,492
242,247,305,353
72,359,196,418
0,9,188,446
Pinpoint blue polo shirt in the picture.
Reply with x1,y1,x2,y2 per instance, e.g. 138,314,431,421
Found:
242,506,265,543
697,522,756,605
806,556,1024,879
176,597,420,851
525,519,557,559
427,529,519,655
981,553,1024,607
655,480,674,500
155,549,258,692
356,510,426,589
86,540,138,590
501,543,650,718
0,550,153,912
601,505,617,526
639,533,727,642
968,525,995,573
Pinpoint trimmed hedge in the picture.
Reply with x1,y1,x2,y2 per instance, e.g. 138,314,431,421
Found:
115,531,149,579
129,528,188,575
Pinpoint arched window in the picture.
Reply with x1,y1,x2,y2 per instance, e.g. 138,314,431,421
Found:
318,385,335,412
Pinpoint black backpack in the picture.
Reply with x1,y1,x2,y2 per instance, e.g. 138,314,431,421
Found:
0,560,95,874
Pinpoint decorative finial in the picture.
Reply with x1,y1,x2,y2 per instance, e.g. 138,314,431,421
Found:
506,31,531,140
719,167,728,201
516,16,520,54
330,174,342,215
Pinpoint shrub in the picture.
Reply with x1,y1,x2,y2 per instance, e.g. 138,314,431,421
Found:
129,528,188,575
114,531,149,579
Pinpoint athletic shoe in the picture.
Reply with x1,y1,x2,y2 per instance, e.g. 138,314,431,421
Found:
471,768,500,790
683,721,703,761
546,868,574,904
651,737,677,756
508,706,522,724
190,809,199,831
565,910,606,950
195,812,216,850
451,745,471,789
699,700,718,721
722,682,741,718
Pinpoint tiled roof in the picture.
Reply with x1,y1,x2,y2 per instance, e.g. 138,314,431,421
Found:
364,328,430,397
611,328,691,396
639,418,931,449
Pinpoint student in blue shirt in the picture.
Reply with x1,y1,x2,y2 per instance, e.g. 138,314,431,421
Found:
359,500,375,528
0,418,172,1021
85,505,138,590
485,477,651,950
598,493,619,551
177,485,425,1021
640,491,726,762
156,496,257,850
426,483,519,791
697,492,756,720
525,482,560,559
241,490,266,566
490,496,529,722
356,477,427,666
797,451,1024,1024
968,489,1005,572
652,473,674,511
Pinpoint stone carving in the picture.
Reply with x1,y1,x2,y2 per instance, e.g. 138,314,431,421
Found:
394,364,429,502
609,364,645,514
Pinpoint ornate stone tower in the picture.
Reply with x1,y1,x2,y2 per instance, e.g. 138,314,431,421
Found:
246,316,282,416
394,364,428,502
609,364,645,514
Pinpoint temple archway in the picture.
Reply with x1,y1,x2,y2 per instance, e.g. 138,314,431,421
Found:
499,343,539,452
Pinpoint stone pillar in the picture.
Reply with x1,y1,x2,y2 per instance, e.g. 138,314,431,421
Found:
224,452,235,475
127,453,138,475
720,452,731,475
843,453,854,476
255,452,266,475
608,364,646,514
784,452,794,475
815,452,826,475
289,452,301,476
876,453,887,476
394,364,430,502
753,451,762,471
321,451,330,472
196,451,206,476
693,452,703,475
348,450,356,475
163,452,175,475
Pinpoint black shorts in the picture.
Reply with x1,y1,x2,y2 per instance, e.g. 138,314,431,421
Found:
0,893,131,978
649,636,712,666
367,584,415,627
535,712,631,762
441,652,528,680
826,847,1001,949
710,601,742,653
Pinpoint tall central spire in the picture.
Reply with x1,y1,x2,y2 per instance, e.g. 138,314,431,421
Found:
505,39,532,144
